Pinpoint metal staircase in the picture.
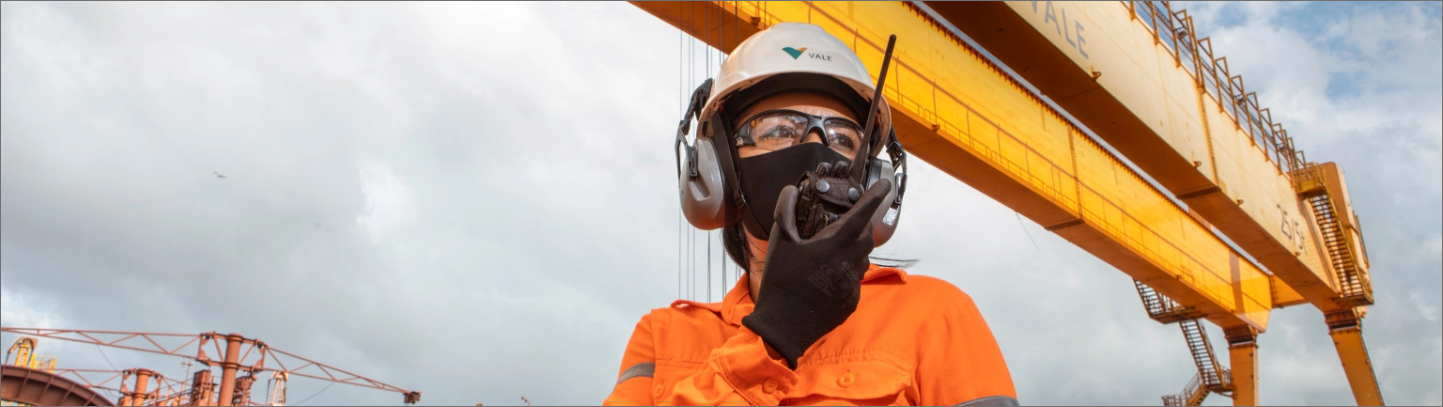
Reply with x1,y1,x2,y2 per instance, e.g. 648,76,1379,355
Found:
1305,193,1372,306
1138,282,1236,405
1295,164,1373,307
1180,319,1231,392
1162,367,1234,406
1134,280,1204,323
1162,372,1209,406
1160,319,1234,406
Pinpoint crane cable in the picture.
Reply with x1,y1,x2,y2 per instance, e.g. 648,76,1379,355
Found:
718,1,733,302
676,2,752,302
725,0,737,301
688,0,697,302
290,380,335,406
681,19,686,300
706,2,712,303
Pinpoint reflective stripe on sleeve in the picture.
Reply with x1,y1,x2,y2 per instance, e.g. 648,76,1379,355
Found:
615,362,656,385
956,395,1020,406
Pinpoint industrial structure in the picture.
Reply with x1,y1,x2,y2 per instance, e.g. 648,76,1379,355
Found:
1,330,420,406
638,1,1379,405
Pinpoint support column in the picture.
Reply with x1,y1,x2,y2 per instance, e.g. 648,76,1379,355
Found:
216,333,244,406
133,369,154,406
119,369,156,406
1326,310,1384,406
1225,326,1259,406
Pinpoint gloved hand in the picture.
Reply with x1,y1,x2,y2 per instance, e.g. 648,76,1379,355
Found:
742,175,893,369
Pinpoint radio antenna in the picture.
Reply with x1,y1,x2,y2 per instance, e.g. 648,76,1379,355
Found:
852,34,897,181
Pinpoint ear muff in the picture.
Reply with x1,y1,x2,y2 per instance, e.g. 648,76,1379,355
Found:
677,79,735,231
677,79,910,243
679,137,729,230
863,158,894,245
863,129,908,247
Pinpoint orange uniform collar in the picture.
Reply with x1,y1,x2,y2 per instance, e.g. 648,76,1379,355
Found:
669,264,908,326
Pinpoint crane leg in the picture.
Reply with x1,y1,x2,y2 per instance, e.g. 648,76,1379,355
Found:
1225,326,1259,406
1326,310,1384,406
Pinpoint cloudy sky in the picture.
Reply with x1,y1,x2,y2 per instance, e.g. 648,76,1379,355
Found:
1,2,1438,406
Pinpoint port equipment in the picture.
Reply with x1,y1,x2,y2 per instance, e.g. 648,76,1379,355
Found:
0,330,422,406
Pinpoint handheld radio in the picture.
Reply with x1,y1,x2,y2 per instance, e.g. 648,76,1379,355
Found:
793,34,898,239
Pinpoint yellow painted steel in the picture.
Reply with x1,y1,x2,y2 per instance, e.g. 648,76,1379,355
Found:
3,338,55,373
1330,327,1384,406
631,1,1272,330
1227,342,1259,406
917,3,1383,404
1268,275,1307,308
925,1,1352,313
4,338,36,367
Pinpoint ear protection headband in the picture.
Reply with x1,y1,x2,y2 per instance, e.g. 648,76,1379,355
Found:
675,79,909,247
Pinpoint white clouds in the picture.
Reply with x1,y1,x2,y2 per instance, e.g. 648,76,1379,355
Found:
1328,3,1442,84
1169,2,1441,406
1413,288,1440,324
357,161,415,245
1,2,1437,406
0,289,63,331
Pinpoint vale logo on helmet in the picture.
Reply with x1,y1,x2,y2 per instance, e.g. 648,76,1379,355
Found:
782,47,831,61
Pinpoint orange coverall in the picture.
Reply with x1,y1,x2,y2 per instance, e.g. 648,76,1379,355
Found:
604,265,1017,406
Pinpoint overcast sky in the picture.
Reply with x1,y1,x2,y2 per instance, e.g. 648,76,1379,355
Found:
1,2,1438,406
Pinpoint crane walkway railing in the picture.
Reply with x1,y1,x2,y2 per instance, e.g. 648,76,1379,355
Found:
1125,0,1306,176
1161,367,1234,406
1161,372,1206,406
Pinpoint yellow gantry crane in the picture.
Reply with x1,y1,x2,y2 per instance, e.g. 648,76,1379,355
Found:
632,1,1380,405
5,337,58,373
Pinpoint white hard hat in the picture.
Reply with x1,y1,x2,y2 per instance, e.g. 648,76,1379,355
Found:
700,23,891,154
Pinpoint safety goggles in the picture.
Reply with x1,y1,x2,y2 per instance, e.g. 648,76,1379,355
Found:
735,109,865,157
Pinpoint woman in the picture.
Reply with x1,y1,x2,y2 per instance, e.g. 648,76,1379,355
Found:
605,23,1017,406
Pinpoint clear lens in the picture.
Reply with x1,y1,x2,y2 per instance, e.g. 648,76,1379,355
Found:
750,112,807,151
743,110,863,156
823,119,862,156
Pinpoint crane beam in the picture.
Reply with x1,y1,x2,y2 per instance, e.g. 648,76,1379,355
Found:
632,0,1274,331
921,1,1364,312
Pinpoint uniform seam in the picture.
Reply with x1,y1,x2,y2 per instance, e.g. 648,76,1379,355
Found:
796,349,912,372
654,357,706,369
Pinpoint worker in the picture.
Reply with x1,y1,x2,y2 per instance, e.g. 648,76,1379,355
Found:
605,23,1016,406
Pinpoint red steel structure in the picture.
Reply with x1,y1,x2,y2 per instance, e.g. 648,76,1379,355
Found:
0,328,421,406
1,364,115,406
52,368,193,406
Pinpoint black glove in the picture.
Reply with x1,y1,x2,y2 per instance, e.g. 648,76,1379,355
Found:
742,176,893,369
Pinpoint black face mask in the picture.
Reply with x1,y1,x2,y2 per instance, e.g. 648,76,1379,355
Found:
737,142,851,240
